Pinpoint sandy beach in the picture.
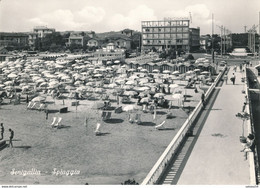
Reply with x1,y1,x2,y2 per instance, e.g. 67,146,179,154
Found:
0,84,201,184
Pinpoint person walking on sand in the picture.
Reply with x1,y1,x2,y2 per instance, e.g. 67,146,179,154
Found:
9,128,14,148
0,123,4,140
231,73,236,85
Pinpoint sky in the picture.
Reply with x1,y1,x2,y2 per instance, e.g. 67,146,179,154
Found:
0,0,259,35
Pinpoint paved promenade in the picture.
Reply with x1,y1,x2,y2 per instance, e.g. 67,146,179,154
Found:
177,67,251,185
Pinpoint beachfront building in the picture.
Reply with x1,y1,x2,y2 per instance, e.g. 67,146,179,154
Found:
87,38,99,47
200,35,211,50
67,34,85,46
141,18,200,52
0,32,29,48
33,26,55,38
28,32,38,49
189,28,200,52
126,59,215,75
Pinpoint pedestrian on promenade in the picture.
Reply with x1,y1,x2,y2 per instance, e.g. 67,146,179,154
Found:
234,65,237,72
230,73,236,85
241,134,255,160
201,93,205,108
223,74,228,84
242,102,247,112
0,123,4,140
9,128,14,148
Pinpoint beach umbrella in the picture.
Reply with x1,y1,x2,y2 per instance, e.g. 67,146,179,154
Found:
169,84,179,89
32,96,46,102
194,69,200,72
92,102,105,109
123,90,137,96
140,68,148,73
94,74,103,77
152,69,160,73
172,93,182,99
7,73,18,78
134,86,150,92
201,71,210,75
106,67,113,71
140,97,150,103
4,81,13,86
107,83,117,89
186,70,194,74
123,105,138,112
94,88,105,93
125,80,135,85
122,85,133,90
163,70,171,74
114,60,120,64
128,68,136,72
39,82,48,87
172,71,180,75
154,93,165,98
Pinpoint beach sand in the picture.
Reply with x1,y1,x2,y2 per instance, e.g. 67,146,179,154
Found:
0,86,200,185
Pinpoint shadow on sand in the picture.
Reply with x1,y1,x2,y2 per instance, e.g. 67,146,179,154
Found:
13,146,32,149
96,132,110,136
139,122,156,126
104,118,124,124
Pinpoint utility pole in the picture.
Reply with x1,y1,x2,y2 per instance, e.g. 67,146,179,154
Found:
223,26,226,55
259,11,260,59
244,26,247,33
217,25,223,56
212,13,214,64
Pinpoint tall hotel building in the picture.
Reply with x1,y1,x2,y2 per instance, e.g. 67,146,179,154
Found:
141,18,199,52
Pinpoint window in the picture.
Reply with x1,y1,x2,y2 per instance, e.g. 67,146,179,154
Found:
165,27,170,32
177,28,182,32
183,33,189,38
171,28,176,32
183,21,189,26
177,34,182,39
158,40,161,44
183,40,189,44
159,33,164,38
183,27,189,32
165,34,170,38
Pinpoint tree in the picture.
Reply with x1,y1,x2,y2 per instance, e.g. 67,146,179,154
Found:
40,32,67,51
184,54,194,61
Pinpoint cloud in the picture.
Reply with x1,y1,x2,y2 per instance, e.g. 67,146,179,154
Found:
164,4,210,24
106,5,157,31
28,6,106,31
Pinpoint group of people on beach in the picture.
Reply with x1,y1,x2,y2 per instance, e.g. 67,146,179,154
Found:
0,123,14,148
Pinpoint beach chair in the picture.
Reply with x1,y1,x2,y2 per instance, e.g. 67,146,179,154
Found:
51,117,57,127
155,121,166,130
30,102,37,110
38,104,45,111
27,102,34,109
53,117,62,128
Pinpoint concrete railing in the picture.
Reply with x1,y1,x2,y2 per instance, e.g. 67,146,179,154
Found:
245,68,258,185
141,67,227,185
